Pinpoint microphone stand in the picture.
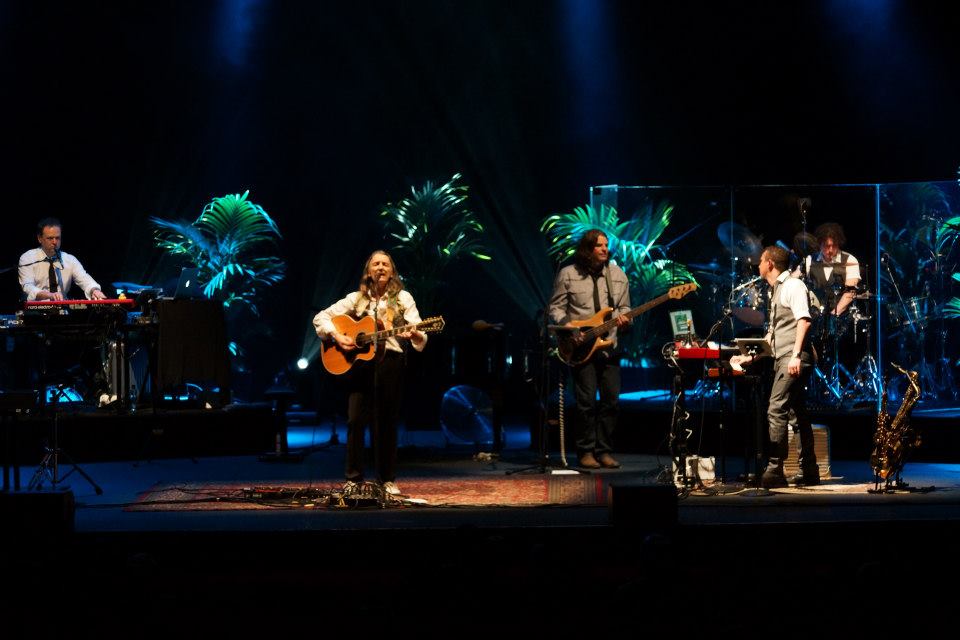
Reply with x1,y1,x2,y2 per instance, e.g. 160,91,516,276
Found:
507,309,582,476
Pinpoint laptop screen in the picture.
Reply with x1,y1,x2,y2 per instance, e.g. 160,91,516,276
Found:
173,267,205,299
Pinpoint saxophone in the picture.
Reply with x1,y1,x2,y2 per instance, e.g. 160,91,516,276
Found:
870,363,922,484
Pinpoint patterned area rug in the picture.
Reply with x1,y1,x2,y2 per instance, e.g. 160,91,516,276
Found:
127,475,612,511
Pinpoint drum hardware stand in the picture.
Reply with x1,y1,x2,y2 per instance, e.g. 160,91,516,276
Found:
881,255,940,402
912,324,941,402
28,383,103,495
840,306,882,405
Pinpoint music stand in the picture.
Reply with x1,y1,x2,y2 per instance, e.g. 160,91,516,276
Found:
734,337,772,360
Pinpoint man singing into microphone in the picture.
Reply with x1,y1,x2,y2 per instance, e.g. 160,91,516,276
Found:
18,217,107,301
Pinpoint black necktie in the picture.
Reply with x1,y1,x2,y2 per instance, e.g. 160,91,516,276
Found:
591,273,601,312
48,258,58,293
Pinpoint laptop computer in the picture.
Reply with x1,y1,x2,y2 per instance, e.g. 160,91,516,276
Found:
172,267,205,299
669,309,695,341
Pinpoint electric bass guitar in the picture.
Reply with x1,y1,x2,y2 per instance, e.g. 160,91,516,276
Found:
320,315,445,375
555,283,698,366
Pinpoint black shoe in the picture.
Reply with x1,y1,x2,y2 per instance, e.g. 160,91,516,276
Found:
790,467,821,486
761,469,788,489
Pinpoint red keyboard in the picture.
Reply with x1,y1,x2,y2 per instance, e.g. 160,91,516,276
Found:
676,346,721,359
24,298,135,309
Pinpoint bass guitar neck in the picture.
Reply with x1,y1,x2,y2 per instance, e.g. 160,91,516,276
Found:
555,282,697,366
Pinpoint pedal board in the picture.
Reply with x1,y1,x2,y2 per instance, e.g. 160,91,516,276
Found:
241,486,327,503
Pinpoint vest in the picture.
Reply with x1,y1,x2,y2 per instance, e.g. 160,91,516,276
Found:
770,276,810,361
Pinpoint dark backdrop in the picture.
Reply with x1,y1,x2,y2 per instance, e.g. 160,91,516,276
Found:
3,0,959,400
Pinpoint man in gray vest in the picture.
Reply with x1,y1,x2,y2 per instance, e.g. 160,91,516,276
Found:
732,245,819,488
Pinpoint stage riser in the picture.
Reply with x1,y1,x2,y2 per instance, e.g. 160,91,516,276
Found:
6,406,275,463
0,489,75,536
612,409,960,463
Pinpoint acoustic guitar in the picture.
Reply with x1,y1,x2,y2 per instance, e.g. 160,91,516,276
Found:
555,283,698,366
320,315,445,375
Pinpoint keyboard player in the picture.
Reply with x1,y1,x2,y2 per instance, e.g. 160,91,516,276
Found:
18,217,107,302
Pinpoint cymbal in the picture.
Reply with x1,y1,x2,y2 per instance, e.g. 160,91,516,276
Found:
717,222,762,261
793,231,819,256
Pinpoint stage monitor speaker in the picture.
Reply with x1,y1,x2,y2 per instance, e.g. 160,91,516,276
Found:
608,483,677,530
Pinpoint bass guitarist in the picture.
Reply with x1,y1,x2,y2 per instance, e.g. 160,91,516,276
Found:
312,250,427,496
548,229,631,469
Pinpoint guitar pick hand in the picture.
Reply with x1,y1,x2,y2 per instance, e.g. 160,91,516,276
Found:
332,332,357,351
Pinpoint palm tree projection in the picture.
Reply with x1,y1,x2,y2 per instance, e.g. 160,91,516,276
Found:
150,190,286,360
379,172,490,312
541,201,695,360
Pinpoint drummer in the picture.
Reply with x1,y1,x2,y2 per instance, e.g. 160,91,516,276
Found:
801,222,860,317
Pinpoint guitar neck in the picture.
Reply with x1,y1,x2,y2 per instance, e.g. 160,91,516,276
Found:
585,291,672,338
356,321,424,345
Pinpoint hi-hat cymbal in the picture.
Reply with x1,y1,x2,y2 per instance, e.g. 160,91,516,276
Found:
717,222,762,261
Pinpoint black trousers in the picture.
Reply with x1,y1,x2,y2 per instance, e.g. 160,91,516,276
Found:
344,350,403,483
572,356,621,455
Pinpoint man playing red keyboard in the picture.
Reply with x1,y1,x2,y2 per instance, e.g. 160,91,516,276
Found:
18,217,107,302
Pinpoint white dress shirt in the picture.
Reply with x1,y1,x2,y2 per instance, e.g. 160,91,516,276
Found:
313,290,426,354
18,248,102,301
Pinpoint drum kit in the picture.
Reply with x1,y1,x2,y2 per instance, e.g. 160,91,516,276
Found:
690,222,889,408
691,222,767,331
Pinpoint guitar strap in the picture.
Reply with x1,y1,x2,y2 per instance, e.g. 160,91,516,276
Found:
603,265,615,309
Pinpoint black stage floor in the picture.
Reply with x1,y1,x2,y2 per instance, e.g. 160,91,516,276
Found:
3,415,959,634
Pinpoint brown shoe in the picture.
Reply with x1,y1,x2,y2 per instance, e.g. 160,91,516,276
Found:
598,453,621,469
579,452,601,469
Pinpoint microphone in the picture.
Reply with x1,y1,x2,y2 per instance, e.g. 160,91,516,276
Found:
55,248,64,268
731,276,762,292
472,319,504,331
775,240,797,255
880,252,890,265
